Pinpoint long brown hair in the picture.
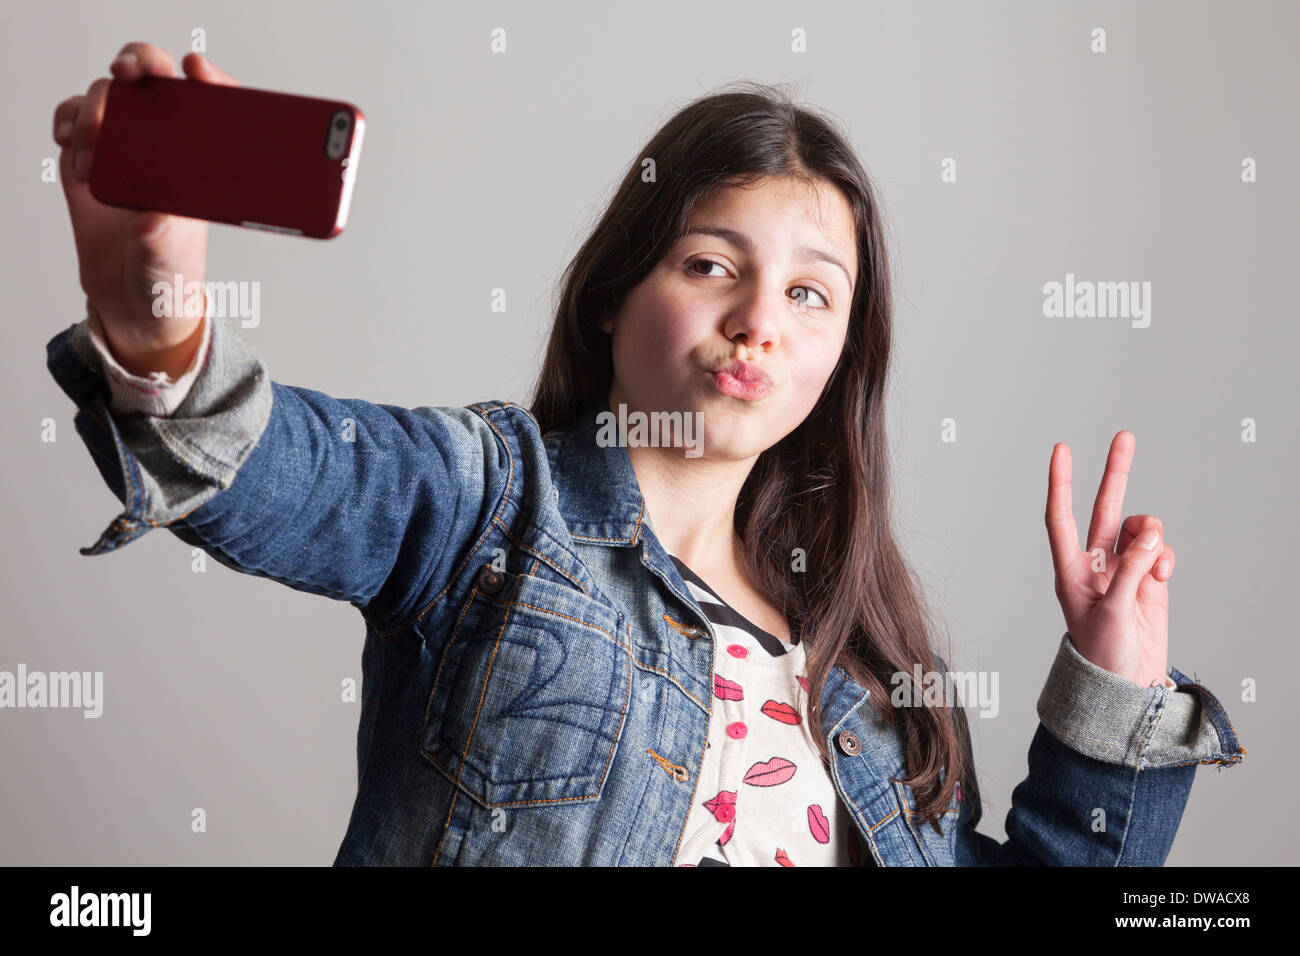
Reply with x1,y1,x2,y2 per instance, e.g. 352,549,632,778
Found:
529,80,977,832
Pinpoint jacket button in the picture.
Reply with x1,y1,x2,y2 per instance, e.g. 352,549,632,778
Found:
836,729,862,756
477,565,505,595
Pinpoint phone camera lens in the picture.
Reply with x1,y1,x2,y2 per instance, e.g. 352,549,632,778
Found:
335,117,347,130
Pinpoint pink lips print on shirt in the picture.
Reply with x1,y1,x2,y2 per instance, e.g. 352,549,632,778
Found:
713,674,744,700
808,804,830,844
760,699,800,725
742,756,797,787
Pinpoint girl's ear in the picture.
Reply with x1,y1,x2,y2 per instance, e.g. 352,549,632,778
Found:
598,311,615,335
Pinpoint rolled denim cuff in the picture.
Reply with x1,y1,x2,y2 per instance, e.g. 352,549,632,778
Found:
1037,632,1247,770
53,313,272,553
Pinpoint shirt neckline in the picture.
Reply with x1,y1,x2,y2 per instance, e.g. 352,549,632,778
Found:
667,553,799,654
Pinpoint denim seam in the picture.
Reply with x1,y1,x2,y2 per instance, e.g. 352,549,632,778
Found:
1113,692,1166,866
633,660,706,714
491,516,591,596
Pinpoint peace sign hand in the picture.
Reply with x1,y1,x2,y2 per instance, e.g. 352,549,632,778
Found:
1045,431,1176,689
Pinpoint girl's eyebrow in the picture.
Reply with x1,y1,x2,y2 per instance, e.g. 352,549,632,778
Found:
680,224,853,291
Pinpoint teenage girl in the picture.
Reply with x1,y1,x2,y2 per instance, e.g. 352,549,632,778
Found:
47,42,1244,866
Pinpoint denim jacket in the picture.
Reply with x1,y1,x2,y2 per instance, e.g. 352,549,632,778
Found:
45,315,1247,866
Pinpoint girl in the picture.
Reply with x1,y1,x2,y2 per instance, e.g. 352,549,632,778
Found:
47,43,1246,866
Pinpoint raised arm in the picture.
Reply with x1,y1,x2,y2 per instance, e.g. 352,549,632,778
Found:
48,311,509,633
49,41,508,632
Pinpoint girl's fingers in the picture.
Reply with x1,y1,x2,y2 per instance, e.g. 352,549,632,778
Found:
1084,430,1134,555
69,78,110,179
1045,442,1080,579
110,42,178,81
181,52,239,86
1153,543,1175,582
1117,514,1163,557
53,95,84,145
1105,526,1164,615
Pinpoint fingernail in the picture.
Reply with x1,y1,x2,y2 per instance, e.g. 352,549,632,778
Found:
72,148,91,179
112,51,138,70
55,120,72,142
1138,529,1159,550
1156,560,1170,576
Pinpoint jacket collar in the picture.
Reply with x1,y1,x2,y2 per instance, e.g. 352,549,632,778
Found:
544,393,649,546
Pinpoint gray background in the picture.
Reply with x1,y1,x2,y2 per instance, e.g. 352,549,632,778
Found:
1,0,1292,865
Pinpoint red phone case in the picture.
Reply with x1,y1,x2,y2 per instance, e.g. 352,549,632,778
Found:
89,75,365,239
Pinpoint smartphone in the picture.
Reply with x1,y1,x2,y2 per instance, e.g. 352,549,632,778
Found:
89,75,365,239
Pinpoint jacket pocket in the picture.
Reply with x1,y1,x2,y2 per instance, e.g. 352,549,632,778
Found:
420,563,633,807
892,778,963,866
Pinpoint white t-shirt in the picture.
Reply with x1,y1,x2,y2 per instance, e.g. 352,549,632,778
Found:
669,554,867,867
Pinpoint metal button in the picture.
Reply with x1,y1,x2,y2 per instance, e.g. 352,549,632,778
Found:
836,729,862,756
477,564,505,595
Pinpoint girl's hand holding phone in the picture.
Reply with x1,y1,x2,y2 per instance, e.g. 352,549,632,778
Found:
52,42,236,380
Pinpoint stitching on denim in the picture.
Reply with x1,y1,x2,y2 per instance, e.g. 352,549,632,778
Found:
867,806,900,833
899,805,961,818
491,516,591,595
597,620,635,800
647,748,689,782
1162,748,1249,768
501,602,628,653
663,615,703,638
631,496,646,543
571,532,637,544
1178,679,1244,754
890,777,956,864
447,571,527,810
634,661,705,714
431,789,458,866
420,581,482,793
1113,691,1165,865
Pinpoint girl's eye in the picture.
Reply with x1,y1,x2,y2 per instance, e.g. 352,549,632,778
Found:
687,258,729,279
685,259,831,311
789,285,830,311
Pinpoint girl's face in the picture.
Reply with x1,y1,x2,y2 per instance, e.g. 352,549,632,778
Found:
601,175,858,462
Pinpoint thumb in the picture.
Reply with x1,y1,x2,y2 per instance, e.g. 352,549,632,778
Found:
125,210,188,292
123,211,205,320
1103,527,1162,616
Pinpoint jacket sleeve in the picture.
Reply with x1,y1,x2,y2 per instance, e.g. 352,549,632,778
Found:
46,314,508,632
951,633,1247,866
